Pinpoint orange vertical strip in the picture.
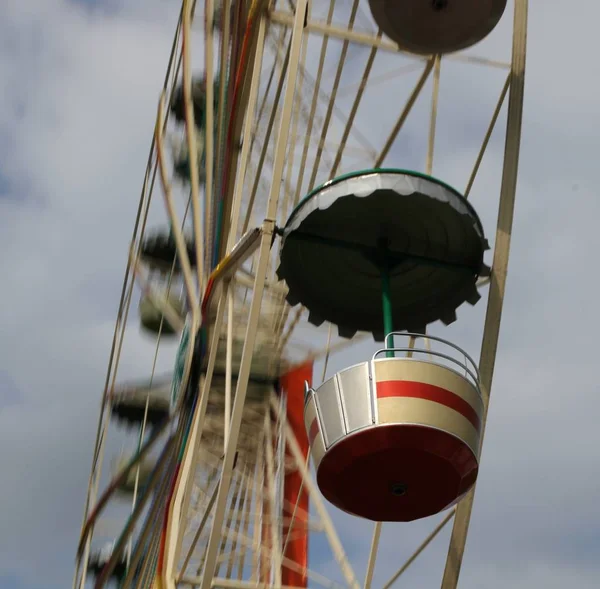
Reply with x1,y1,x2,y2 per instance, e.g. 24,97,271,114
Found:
259,446,272,584
280,363,313,587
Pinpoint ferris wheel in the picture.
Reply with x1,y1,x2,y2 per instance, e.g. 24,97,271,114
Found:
73,0,528,587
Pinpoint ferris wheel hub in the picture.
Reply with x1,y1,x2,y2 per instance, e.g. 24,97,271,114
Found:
368,0,507,55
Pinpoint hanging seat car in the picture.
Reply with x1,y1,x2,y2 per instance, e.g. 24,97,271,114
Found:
170,75,221,129
87,541,126,582
277,168,489,521
110,378,171,429
112,454,156,495
139,229,197,274
139,291,186,337
304,332,483,521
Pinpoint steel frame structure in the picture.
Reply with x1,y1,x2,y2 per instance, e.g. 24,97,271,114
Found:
73,1,528,588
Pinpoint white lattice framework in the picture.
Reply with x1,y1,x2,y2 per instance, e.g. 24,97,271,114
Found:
73,1,528,588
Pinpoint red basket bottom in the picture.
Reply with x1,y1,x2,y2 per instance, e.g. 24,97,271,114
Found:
316,424,479,522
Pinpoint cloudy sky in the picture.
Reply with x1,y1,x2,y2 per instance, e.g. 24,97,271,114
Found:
1,0,599,588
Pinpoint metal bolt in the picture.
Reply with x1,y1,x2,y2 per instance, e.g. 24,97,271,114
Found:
390,483,407,497
432,0,448,11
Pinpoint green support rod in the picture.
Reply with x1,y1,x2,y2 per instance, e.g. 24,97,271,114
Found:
381,266,394,358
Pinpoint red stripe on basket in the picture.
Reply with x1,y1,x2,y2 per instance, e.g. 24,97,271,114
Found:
376,380,481,432
308,418,320,445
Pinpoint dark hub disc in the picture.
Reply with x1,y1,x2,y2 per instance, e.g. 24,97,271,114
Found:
277,169,489,340
368,0,507,55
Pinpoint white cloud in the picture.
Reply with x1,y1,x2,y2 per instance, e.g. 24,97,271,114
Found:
1,0,599,588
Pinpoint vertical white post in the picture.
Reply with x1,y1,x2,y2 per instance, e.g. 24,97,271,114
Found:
225,283,234,448
440,1,528,587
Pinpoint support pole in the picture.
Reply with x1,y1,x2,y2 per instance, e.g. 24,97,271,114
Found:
363,522,382,589
440,2,528,587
